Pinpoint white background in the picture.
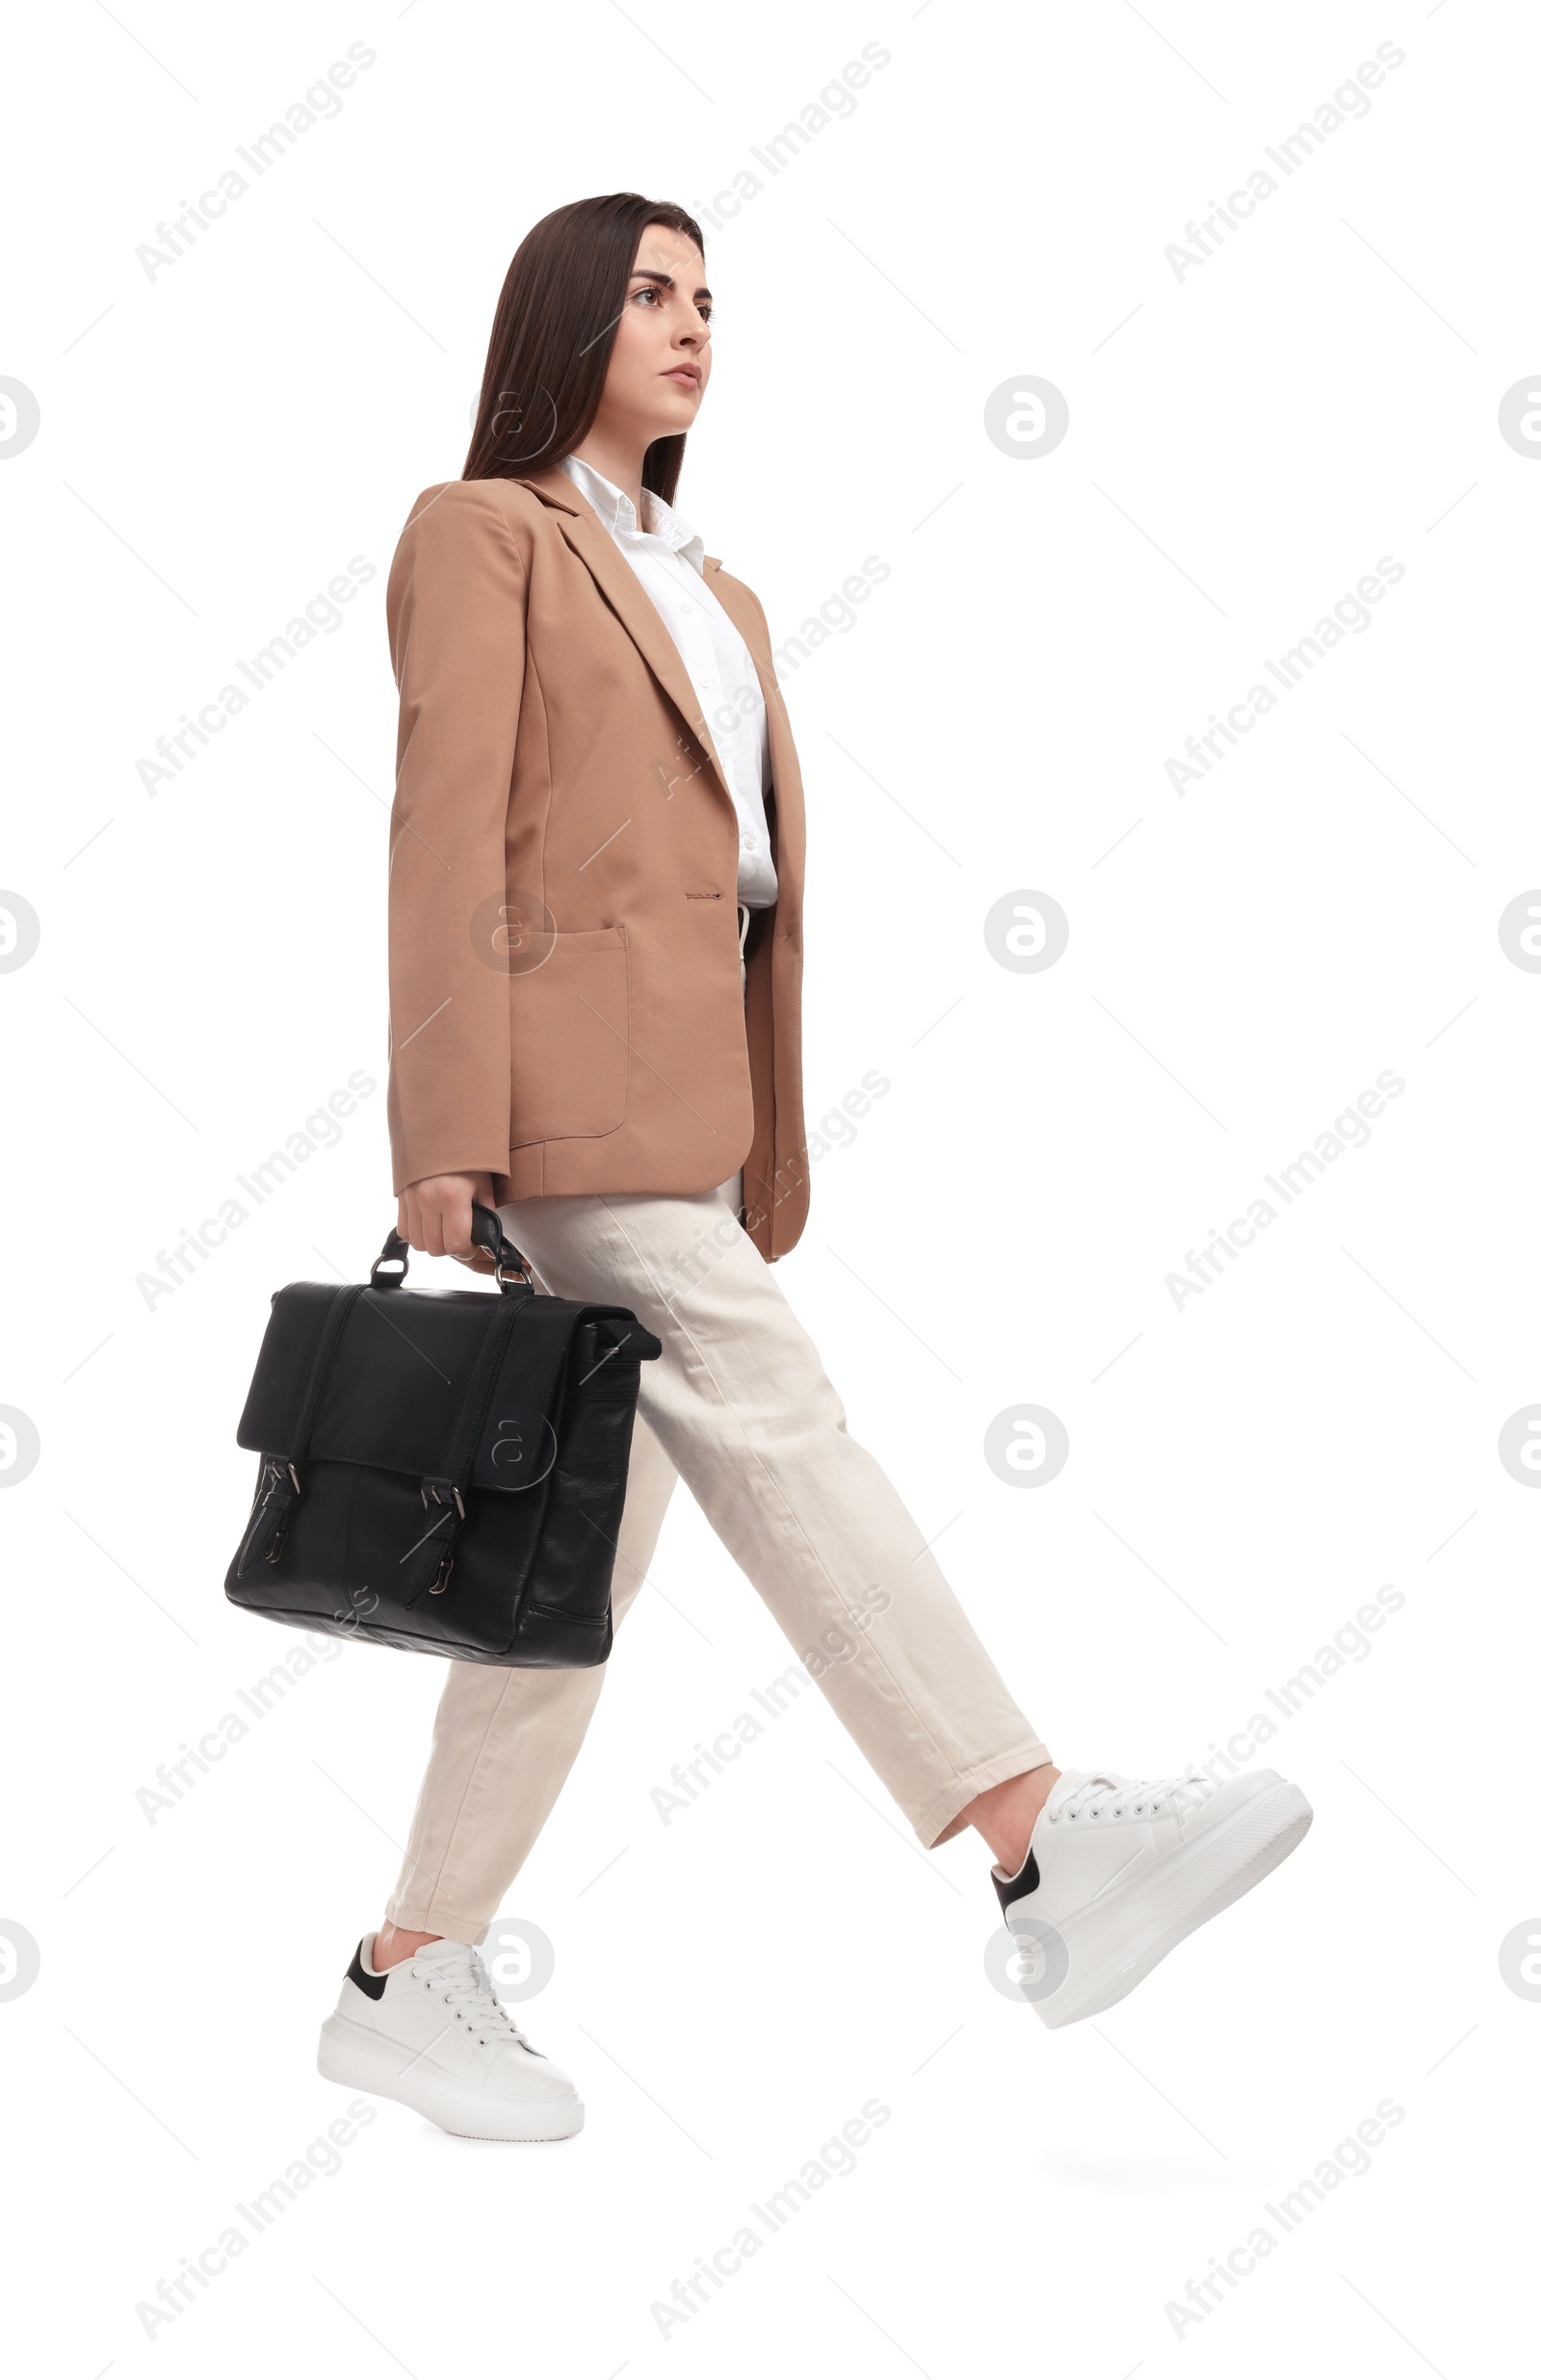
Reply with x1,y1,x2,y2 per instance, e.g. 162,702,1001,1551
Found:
1,1,1534,2372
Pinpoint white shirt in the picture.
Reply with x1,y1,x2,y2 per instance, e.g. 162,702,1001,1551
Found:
560,452,778,909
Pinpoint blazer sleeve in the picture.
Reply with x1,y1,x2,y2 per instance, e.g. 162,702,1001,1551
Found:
384,482,528,1194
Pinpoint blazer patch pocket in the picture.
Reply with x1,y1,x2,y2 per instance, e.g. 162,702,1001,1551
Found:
507,926,630,1145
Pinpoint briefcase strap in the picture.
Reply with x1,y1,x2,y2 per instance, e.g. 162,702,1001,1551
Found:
409,1292,530,1603
234,1283,363,1575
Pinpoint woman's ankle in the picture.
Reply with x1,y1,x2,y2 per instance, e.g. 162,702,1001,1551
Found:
953,1762,1061,1873
373,1921,442,1971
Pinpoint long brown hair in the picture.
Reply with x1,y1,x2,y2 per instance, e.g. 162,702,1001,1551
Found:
463,194,705,503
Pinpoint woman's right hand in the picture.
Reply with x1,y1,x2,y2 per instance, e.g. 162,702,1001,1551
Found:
399,1172,498,1271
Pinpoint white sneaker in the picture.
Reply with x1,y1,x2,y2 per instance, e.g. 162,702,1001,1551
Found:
318,1936,585,2140
993,1766,1313,2029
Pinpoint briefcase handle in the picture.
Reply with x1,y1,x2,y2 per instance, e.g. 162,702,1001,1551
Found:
370,1203,534,1295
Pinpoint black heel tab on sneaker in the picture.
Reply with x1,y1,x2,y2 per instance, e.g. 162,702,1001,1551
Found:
993,1847,1039,1916
347,1939,388,2001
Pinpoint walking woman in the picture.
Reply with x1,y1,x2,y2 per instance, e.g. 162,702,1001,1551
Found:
317,193,1312,2139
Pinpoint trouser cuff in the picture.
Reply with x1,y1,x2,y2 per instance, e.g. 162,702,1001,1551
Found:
912,1739,1055,1852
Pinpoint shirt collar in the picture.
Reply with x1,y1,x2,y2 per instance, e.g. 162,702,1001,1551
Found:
560,452,706,575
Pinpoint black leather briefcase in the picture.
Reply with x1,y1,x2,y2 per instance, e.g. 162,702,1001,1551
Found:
224,1207,662,1665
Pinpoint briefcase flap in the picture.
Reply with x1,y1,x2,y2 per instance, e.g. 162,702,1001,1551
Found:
236,1282,658,1493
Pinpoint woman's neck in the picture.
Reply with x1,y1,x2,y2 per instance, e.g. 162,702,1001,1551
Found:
568,432,646,519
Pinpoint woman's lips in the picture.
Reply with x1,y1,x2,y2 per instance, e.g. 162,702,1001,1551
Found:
664,367,701,387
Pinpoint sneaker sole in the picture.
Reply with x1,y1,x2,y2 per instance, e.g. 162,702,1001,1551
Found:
1020,1778,1313,2030
318,2014,585,2141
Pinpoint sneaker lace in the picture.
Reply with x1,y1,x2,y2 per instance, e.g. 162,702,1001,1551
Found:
410,1947,536,2051
1058,1767,1214,1822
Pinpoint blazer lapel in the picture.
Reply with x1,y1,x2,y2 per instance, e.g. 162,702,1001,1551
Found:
515,462,737,817
703,558,805,885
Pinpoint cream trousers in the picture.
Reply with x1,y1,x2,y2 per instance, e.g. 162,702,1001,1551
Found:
385,1174,1050,1944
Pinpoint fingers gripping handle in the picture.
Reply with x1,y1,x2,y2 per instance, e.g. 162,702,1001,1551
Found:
370,1204,533,1294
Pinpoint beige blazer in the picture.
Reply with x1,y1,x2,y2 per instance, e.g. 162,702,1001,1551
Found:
384,462,809,1261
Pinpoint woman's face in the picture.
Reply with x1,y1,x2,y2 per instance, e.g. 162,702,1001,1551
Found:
597,222,713,446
